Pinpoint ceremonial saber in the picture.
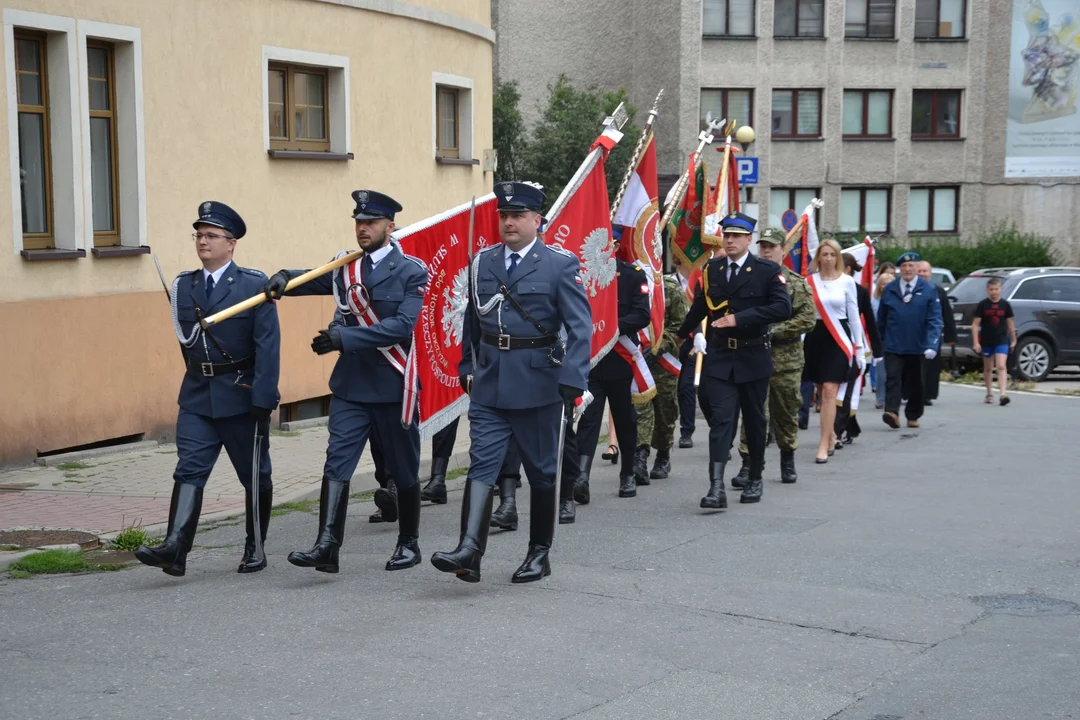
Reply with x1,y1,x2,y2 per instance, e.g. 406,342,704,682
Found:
152,253,172,301
199,251,363,329
610,89,663,221
465,196,478,393
250,422,265,565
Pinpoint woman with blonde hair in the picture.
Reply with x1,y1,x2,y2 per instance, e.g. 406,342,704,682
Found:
802,240,865,463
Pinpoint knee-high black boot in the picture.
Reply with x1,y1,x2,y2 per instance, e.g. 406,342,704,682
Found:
135,482,203,577
420,457,449,504
512,485,556,583
238,485,272,573
572,455,593,505
490,472,519,531
700,461,728,510
386,483,421,570
430,479,494,583
287,478,350,573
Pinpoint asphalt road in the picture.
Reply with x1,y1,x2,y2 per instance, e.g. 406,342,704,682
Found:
2,383,1078,720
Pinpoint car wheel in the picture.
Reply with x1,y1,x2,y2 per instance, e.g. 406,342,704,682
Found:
1013,336,1054,382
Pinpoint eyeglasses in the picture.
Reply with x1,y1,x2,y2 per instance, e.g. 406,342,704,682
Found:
192,232,233,242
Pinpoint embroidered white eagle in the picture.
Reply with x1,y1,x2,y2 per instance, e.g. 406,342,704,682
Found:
441,267,470,347
580,227,617,298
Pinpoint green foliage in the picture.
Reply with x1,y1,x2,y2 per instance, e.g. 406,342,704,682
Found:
871,222,1060,277
110,522,155,552
56,461,90,471
7,549,124,577
494,75,639,207
270,499,319,517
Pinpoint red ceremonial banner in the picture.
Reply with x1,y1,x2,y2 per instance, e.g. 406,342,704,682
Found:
395,194,501,439
544,147,618,365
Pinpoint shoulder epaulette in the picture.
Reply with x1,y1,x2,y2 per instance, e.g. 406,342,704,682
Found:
546,244,575,260
478,244,503,255
402,253,428,272
175,269,197,279
238,267,267,278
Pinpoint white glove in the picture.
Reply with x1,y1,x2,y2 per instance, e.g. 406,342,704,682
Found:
924,348,937,360
856,351,866,373
873,356,883,367
692,333,708,356
573,391,594,422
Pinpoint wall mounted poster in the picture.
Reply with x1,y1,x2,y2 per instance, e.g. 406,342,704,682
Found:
1007,0,1080,177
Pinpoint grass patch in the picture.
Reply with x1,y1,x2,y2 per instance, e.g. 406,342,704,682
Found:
270,499,319,517
0,545,23,552
350,490,376,500
1054,388,1080,396
55,461,91,471
156,450,176,455
271,430,301,438
109,522,157,552
7,549,125,577
598,434,609,446
445,467,469,481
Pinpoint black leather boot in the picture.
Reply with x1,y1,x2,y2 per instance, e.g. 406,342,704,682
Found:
559,494,576,524
512,485,556,583
700,462,727,509
135,482,203,577
730,453,751,490
650,448,671,479
780,450,797,484
287,478,350,573
386,483,421,571
679,433,693,449
634,446,651,486
618,473,637,498
430,479,493,583
238,485,272,573
420,457,449,504
572,454,593,505
490,472,518,531
741,460,763,504
373,477,398,524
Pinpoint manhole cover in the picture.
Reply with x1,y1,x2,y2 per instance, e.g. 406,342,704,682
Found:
972,593,1080,617
0,529,100,550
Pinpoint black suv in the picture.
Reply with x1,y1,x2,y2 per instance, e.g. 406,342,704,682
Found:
949,267,1080,381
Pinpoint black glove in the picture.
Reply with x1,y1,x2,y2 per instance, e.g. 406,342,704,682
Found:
559,383,582,411
250,406,272,423
459,373,472,394
263,270,291,301
311,325,343,355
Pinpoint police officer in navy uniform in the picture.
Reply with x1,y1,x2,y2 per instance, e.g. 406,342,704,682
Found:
574,224,652,501
135,202,280,577
677,212,792,509
430,181,592,584
262,190,428,574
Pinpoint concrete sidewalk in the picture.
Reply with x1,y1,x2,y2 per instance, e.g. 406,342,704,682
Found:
0,418,475,540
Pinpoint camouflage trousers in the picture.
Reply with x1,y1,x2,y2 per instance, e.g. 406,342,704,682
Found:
635,363,680,451
739,368,802,454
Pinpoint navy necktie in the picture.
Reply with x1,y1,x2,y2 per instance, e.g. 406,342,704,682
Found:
205,274,215,295
508,253,520,277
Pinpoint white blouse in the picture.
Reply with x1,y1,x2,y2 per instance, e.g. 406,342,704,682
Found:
811,273,864,351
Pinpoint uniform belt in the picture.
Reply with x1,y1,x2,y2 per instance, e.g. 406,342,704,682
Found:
771,336,801,347
710,336,769,350
481,332,556,351
186,356,254,378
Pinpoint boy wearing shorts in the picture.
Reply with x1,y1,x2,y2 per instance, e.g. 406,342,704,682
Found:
971,278,1017,406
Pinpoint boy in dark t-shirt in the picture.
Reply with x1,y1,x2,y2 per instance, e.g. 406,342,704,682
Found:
971,278,1016,406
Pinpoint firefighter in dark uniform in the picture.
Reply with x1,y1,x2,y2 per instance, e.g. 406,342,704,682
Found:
135,201,281,577
262,190,428,575
573,224,652,501
677,212,792,509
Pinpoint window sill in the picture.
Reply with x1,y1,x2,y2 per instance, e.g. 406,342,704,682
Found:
772,136,825,142
267,149,355,160
773,36,826,41
915,37,968,43
911,136,964,142
702,35,758,40
844,36,899,42
842,136,896,142
92,245,151,258
909,231,959,236
21,248,87,261
435,156,480,166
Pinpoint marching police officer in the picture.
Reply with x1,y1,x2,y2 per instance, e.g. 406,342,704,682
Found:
262,190,428,574
677,212,792,508
430,181,591,584
732,229,816,486
574,225,652,501
135,201,280,577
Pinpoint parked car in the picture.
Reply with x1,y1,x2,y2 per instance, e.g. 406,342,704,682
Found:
930,267,956,288
949,267,1080,381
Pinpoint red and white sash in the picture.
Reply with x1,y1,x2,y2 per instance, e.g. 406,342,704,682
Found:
613,336,657,403
806,273,853,363
658,352,681,376
334,252,420,428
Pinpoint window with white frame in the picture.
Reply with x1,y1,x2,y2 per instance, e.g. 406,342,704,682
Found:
915,0,965,39
840,187,890,232
5,10,80,255
908,186,958,233
432,73,474,163
703,0,755,37
263,47,350,157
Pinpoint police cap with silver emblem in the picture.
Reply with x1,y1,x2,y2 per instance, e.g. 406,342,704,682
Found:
496,181,546,213
193,200,246,239
351,190,402,221
719,211,756,235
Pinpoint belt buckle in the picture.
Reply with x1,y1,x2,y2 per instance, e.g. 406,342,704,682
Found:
201,362,215,377
727,338,738,350
497,334,511,351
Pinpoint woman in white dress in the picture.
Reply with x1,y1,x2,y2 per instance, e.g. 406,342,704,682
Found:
803,240,866,463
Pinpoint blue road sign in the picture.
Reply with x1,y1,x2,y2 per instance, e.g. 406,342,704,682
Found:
737,157,759,185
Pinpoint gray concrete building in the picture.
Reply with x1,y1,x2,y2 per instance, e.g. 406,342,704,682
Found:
493,0,1080,261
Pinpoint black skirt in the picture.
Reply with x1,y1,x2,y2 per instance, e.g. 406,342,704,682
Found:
803,319,853,384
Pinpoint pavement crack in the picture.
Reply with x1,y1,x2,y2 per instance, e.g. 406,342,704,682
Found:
558,673,675,719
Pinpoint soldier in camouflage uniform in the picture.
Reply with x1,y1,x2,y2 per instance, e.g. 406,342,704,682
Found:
635,273,691,480
733,229,816,485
